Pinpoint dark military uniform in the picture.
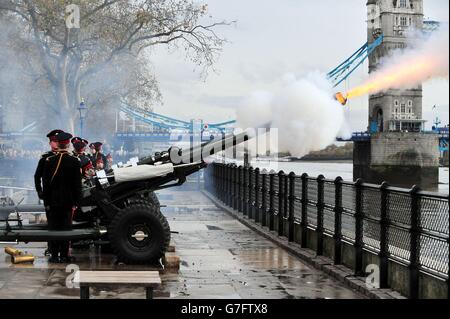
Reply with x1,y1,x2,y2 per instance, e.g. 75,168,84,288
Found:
34,151,55,200
43,147,82,261
71,137,93,175
93,152,109,170
88,143,96,164
73,152,92,166
34,129,64,200
90,142,108,171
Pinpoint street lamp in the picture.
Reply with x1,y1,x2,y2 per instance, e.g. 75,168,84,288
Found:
78,99,88,137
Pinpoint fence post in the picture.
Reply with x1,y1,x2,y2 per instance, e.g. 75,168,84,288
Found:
261,172,267,227
224,165,229,205
243,167,249,216
301,173,308,248
238,166,243,213
223,165,226,202
234,165,241,211
379,182,389,288
212,164,217,196
228,165,233,207
278,171,285,237
255,168,260,223
229,165,234,207
216,164,219,195
409,185,421,299
316,175,325,256
334,177,343,264
284,172,289,237
248,167,254,219
288,172,296,242
233,164,239,210
269,172,275,231
223,165,227,203
217,164,222,200
354,178,364,276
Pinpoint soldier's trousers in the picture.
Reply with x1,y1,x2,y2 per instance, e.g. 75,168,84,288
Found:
47,206,73,257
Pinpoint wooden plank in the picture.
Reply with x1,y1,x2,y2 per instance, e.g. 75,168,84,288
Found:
78,272,160,277
167,240,176,253
78,274,160,280
78,275,160,281
163,253,180,271
78,272,160,275
78,271,160,277
77,271,161,287
78,282,161,287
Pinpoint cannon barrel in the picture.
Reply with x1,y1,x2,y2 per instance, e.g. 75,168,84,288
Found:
138,130,252,165
180,129,251,164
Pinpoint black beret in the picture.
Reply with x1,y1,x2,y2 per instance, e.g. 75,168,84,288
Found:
73,141,86,151
93,142,103,150
71,137,83,144
46,129,64,139
56,132,73,143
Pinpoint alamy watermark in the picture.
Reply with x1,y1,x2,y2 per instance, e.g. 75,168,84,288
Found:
65,4,80,29
66,264,80,288
365,264,380,289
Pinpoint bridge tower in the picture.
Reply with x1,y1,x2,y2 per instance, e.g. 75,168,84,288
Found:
353,0,440,190
367,0,425,133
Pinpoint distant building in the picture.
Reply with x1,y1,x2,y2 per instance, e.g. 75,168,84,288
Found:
354,0,440,190
367,0,425,133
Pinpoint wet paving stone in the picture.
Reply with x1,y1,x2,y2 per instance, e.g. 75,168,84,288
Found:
0,190,364,299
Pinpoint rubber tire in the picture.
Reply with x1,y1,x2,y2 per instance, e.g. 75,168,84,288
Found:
127,191,160,208
108,203,170,264
148,191,160,207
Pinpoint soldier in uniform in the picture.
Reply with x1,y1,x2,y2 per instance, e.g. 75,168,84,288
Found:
80,155,96,184
92,142,109,171
71,137,93,169
34,130,64,257
88,142,96,163
42,132,82,263
106,153,113,169
34,129,64,201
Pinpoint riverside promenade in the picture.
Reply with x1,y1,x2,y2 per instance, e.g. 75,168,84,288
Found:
0,189,364,299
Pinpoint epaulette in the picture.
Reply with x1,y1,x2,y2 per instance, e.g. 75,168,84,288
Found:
68,153,81,161
41,151,54,159
46,154,58,162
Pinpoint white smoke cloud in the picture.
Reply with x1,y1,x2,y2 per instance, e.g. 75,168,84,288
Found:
236,72,347,158
348,26,449,98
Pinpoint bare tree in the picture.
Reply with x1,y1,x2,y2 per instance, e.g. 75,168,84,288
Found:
0,0,230,132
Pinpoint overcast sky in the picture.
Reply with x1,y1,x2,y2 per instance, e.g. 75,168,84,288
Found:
147,0,449,132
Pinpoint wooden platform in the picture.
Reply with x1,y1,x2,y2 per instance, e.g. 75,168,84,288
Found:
163,240,180,271
77,271,161,299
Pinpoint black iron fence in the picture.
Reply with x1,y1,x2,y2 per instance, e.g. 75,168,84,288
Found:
206,162,450,299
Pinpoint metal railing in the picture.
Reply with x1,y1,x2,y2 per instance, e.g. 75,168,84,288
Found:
206,163,450,299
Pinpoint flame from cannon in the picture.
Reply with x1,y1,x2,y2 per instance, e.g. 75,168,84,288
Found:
334,92,348,106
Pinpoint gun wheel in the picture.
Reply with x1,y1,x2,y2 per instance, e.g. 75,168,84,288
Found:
126,191,160,208
108,203,170,264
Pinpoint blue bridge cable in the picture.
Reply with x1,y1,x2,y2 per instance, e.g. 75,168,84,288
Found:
327,35,384,88
119,103,236,132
